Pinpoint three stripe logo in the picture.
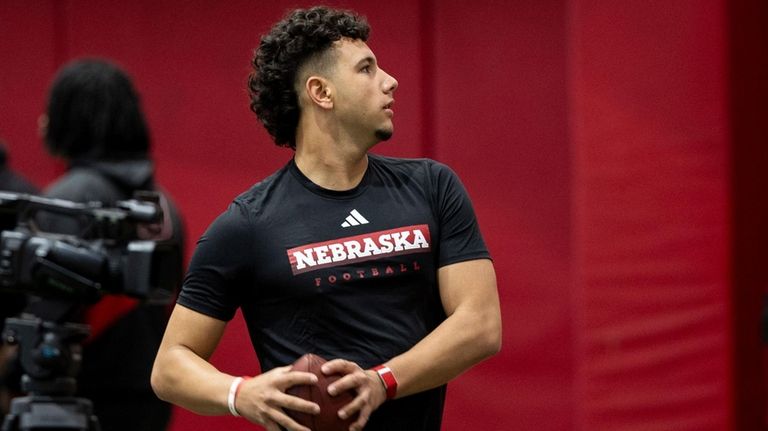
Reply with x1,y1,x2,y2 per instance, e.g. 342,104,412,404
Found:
341,209,369,228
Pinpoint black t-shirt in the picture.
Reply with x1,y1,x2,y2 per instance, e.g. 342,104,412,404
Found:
179,154,489,430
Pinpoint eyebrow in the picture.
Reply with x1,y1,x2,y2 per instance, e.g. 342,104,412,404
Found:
355,56,376,68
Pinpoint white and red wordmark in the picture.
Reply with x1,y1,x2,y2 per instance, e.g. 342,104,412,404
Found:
287,224,431,275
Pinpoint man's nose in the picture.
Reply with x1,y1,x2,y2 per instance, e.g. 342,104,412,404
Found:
382,70,398,93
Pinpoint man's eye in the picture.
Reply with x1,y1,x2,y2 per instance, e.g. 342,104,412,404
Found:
361,66,370,73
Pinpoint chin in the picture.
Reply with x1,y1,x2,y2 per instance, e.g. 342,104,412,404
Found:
374,128,393,141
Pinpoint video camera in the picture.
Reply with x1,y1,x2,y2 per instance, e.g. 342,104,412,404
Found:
0,191,181,431
0,191,180,304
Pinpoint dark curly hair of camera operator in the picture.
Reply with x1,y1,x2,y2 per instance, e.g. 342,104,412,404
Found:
247,6,370,149
45,60,150,161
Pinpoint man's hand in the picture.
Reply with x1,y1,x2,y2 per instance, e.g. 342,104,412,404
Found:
321,359,387,431
236,366,321,431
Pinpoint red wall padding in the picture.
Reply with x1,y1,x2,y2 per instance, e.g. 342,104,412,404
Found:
434,1,574,429
569,1,733,429
2,1,764,430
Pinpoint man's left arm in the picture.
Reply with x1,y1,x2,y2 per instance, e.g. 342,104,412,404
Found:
324,258,501,429
382,258,501,395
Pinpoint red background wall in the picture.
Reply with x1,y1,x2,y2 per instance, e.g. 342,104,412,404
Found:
1,1,766,430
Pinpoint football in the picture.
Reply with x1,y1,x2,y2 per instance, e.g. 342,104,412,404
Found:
286,353,358,431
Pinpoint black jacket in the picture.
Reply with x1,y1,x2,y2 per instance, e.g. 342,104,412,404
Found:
33,159,185,393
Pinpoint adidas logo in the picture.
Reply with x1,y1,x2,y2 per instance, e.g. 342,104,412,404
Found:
341,209,369,228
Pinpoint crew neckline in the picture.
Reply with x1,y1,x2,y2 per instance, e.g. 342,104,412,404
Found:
288,157,372,199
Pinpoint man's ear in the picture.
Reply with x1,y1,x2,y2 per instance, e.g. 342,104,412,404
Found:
305,76,333,109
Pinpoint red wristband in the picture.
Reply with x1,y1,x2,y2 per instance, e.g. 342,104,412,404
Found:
235,376,251,399
372,365,398,399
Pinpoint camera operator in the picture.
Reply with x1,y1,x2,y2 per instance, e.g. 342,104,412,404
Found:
29,58,185,431
0,141,39,418
0,142,38,197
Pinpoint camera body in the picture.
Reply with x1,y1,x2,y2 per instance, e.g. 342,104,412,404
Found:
0,191,181,304
0,231,178,304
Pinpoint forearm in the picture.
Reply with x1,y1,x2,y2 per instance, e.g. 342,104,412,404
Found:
382,259,502,398
386,303,501,398
151,344,235,415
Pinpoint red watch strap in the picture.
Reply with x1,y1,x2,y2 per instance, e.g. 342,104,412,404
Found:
372,365,398,399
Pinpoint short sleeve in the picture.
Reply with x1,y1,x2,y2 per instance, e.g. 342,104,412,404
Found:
430,162,491,267
176,201,254,321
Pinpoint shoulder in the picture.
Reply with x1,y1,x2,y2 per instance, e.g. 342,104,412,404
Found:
368,154,459,185
0,170,38,194
370,153,453,171
45,169,116,201
369,153,436,169
233,163,290,205
369,153,452,175
207,162,292,228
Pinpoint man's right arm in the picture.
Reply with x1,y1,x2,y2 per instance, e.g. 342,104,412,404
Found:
151,304,320,431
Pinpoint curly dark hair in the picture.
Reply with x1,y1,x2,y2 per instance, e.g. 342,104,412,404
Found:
248,6,370,149
45,58,150,161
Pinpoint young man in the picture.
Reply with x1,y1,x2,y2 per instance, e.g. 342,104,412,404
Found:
152,6,501,431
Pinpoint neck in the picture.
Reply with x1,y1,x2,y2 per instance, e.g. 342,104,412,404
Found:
294,124,372,191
